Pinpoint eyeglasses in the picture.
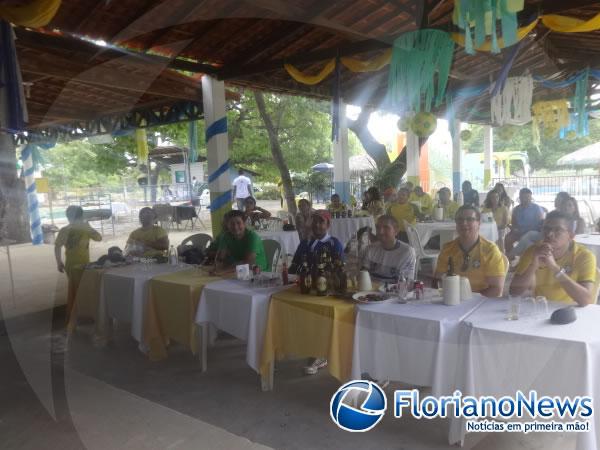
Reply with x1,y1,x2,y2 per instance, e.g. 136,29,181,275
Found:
455,217,478,223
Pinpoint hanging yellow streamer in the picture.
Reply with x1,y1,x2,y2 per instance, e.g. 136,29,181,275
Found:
135,128,149,161
541,12,600,33
0,0,61,28
340,49,392,72
284,50,392,85
284,59,336,85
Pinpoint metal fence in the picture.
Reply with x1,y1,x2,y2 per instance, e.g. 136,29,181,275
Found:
492,175,600,197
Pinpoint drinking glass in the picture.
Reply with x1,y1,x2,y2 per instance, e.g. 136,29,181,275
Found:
535,296,549,318
507,296,521,321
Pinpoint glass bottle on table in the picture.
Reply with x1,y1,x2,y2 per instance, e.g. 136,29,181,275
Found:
299,254,312,294
315,258,328,296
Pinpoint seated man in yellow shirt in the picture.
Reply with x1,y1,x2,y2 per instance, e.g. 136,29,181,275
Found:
388,187,420,243
510,210,597,306
437,187,459,220
410,186,434,217
435,205,506,297
327,193,347,215
126,207,169,257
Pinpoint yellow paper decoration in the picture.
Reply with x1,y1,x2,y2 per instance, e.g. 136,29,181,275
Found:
135,128,149,161
340,49,392,73
0,0,61,28
542,12,600,33
284,50,391,85
284,60,336,85
531,100,570,146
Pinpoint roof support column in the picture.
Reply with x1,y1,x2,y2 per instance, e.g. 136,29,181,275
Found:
332,102,350,204
406,129,420,186
201,75,231,236
451,119,462,194
483,125,493,189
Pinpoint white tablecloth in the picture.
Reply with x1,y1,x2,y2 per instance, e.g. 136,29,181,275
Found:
257,230,300,257
575,234,600,263
415,221,499,246
100,263,190,345
449,300,600,450
195,279,289,372
351,296,486,395
329,216,375,247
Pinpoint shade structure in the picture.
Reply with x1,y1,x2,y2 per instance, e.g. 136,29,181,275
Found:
556,142,600,167
311,162,334,172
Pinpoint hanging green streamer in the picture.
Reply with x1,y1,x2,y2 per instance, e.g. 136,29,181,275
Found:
573,67,590,136
188,120,198,163
453,0,524,54
387,29,454,113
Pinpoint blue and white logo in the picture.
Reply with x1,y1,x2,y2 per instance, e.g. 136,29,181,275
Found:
330,380,387,432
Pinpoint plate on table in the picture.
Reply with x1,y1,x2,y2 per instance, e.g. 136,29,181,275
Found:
352,291,397,304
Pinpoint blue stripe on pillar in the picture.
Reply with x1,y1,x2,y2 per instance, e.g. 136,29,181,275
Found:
205,117,227,142
210,190,232,211
333,181,350,205
208,159,231,183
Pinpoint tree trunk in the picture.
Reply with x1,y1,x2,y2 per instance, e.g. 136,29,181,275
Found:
0,134,30,243
253,91,297,217
348,107,408,189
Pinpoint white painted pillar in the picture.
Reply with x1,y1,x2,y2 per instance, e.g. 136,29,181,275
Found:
201,75,230,236
483,125,493,189
406,129,420,185
332,102,350,204
451,119,462,194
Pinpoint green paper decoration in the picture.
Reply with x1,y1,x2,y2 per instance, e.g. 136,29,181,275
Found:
411,112,437,138
453,0,524,54
460,129,472,141
387,29,455,113
397,116,412,132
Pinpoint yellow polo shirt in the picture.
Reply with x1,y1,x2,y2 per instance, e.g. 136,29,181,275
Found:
410,192,434,215
482,205,509,229
441,201,460,220
436,237,506,294
388,203,417,232
515,242,597,303
127,226,168,257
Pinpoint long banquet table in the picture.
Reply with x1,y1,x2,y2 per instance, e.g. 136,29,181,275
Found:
448,299,600,450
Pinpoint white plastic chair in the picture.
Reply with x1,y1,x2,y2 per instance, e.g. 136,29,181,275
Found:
262,239,281,272
404,221,440,278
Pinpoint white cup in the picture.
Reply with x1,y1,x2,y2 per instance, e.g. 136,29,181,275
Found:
236,264,250,281
358,270,372,291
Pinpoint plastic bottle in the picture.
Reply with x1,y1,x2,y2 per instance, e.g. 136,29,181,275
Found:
168,245,178,266
281,260,289,285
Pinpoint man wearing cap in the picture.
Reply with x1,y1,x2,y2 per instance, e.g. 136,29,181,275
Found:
510,210,597,306
289,210,344,274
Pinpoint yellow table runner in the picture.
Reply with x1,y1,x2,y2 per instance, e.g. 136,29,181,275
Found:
260,286,356,382
145,268,222,361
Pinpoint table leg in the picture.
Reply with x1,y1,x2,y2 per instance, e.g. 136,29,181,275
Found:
196,323,208,372
260,361,274,391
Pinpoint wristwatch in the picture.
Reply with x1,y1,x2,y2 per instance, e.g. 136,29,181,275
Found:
554,267,567,279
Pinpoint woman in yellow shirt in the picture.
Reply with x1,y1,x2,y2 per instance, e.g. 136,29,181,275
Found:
126,207,169,257
482,190,509,252
510,210,597,305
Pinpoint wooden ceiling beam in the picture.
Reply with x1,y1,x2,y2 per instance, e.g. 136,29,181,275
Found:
540,0,600,15
17,27,219,75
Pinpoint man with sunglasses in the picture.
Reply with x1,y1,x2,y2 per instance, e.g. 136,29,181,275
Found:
435,205,506,297
510,210,597,306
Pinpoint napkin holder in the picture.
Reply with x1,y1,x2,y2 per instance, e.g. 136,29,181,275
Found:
443,275,460,306
236,264,250,281
433,207,444,221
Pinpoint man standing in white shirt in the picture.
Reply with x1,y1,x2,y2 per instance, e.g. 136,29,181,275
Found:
232,169,253,210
